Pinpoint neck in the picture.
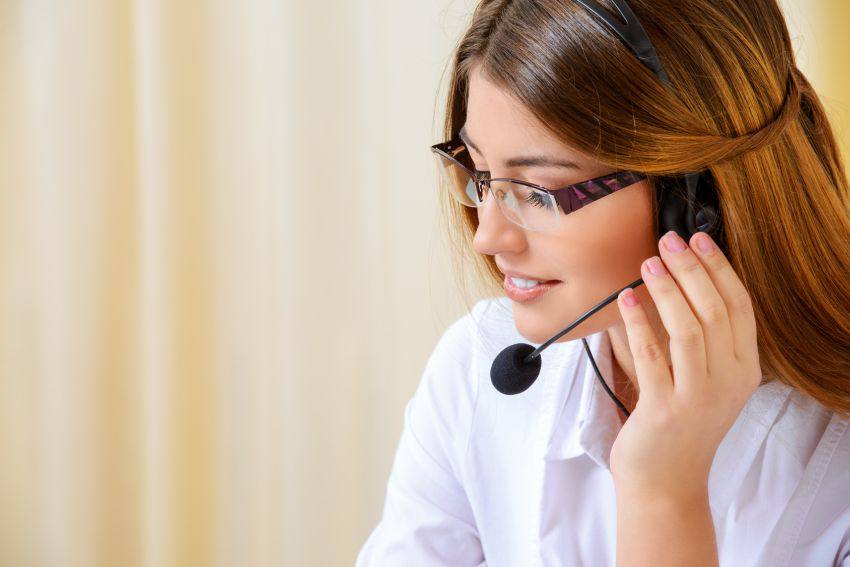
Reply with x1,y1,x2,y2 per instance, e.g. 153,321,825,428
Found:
608,348,637,422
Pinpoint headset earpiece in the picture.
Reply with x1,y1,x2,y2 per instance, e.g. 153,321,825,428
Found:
657,170,725,254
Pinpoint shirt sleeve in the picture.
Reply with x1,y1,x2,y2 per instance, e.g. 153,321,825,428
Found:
356,307,487,567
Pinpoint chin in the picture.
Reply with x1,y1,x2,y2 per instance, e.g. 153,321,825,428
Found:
510,296,616,345
510,303,569,345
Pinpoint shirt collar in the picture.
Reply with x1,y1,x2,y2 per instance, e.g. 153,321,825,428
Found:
540,326,796,495
543,330,622,471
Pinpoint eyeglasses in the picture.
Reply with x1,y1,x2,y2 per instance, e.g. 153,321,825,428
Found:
431,138,647,232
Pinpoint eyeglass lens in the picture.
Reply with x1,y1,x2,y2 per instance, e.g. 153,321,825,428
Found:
433,149,560,231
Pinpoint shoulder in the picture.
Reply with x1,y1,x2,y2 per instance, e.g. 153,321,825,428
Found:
415,296,515,409
713,380,850,564
774,398,850,564
407,297,518,471
419,296,517,395
746,381,850,475
724,380,849,482
775,391,850,559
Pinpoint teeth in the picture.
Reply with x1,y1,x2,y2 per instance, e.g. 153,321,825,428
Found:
510,277,541,289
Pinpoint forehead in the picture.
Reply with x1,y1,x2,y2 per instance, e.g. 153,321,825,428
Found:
463,65,590,163
465,66,546,140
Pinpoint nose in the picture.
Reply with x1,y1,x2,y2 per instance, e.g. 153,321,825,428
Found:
472,187,528,257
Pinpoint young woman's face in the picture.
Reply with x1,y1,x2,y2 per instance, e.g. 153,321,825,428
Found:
466,64,659,345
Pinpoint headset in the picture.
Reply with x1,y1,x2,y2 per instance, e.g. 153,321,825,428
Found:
574,0,724,249
490,0,725,418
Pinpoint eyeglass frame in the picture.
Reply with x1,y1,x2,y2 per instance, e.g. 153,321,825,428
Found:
431,138,648,231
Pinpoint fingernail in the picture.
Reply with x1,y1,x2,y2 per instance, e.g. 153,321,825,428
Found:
621,289,639,307
695,232,717,254
662,230,687,253
646,256,668,276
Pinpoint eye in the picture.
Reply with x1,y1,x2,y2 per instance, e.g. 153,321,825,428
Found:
524,190,555,210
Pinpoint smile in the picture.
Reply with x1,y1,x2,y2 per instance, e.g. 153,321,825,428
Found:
503,275,562,303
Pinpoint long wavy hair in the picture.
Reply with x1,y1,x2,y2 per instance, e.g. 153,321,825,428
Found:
436,0,850,417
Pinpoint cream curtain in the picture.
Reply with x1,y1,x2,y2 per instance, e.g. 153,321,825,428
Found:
0,1,846,566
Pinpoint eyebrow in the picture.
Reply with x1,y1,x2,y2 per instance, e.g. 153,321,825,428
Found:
458,125,581,170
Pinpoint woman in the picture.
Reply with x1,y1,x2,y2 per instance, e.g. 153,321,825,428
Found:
358,1,850,565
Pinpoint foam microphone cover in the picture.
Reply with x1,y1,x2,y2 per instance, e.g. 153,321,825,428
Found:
490,343,542,395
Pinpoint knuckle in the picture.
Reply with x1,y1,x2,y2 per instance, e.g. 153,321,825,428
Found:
673,325,704,349
678,258,703,274
637,341,666,363
703,253,727,271
730,289,753,311
702,302,728,326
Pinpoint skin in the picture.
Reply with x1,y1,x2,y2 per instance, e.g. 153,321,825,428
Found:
466,64,763,566
465,64,664,411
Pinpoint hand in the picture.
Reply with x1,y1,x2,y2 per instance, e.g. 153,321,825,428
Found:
609,230,762,499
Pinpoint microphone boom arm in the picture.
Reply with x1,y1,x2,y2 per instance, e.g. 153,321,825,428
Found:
523,277,645,363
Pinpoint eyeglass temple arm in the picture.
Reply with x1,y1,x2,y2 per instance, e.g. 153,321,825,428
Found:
550,171,647,215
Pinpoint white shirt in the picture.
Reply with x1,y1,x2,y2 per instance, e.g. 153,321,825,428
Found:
357,297,850,566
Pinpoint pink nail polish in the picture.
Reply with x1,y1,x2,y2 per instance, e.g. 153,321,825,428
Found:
646,256,668,276
663,231,687,253
696,232,717,254
622,289,639,307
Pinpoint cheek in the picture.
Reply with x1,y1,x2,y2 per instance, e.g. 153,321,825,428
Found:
541,184,657,279
510,185,657,343
587,183,657,265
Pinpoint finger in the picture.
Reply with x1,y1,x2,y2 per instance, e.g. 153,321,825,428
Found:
617,285,673,401
688,231,759,364
658,231,735,377
641,255,708,399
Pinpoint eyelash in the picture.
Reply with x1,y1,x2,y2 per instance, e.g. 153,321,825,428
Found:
472,163,573,200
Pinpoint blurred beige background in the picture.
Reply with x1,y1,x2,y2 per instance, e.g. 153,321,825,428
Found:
0,1,847,566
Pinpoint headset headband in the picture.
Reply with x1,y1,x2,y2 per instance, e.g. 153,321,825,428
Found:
574,1,723,240
573,0,671,86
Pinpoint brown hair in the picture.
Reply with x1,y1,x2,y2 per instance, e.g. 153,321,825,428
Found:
436,0,850,417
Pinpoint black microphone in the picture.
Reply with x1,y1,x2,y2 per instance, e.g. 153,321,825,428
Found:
490,277,645,396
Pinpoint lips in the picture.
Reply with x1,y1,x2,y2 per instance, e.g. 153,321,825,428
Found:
497,267,561,283
503,274,562,303
512,278,561,284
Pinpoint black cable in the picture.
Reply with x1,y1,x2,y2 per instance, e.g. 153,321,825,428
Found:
582,337,631,418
